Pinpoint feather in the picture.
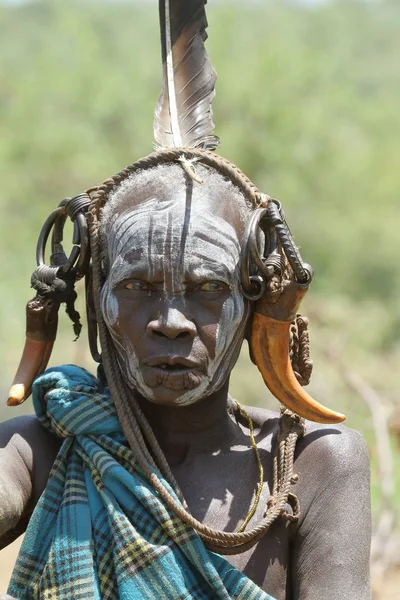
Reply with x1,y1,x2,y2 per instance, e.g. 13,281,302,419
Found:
154,0,219,151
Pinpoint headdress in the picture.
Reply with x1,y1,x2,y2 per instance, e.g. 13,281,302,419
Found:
7,0,345,552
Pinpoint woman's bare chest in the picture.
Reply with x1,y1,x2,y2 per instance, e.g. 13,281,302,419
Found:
172,448,292,599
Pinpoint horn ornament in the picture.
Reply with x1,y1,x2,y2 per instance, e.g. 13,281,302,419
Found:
7,195,89,407
250,279,346,424
7,297,58,406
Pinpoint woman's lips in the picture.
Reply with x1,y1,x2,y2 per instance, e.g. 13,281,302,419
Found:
142,359,206,391
145,356,202,369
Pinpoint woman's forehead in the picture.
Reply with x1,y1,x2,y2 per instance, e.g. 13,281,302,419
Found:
107,199,241,265
101,169,251,286
103,198,243,293
102,164,250,237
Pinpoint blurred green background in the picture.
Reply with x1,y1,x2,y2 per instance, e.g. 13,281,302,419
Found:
0,0,399,593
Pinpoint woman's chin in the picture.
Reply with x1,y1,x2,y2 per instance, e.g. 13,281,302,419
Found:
137,376,209,407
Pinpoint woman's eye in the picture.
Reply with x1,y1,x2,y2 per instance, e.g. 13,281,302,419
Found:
124,280,149,291
199,281,226,292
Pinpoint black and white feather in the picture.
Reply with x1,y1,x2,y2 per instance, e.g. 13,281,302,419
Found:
154,0,219,151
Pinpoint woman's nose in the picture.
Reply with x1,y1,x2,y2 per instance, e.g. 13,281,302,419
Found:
147,306,196,340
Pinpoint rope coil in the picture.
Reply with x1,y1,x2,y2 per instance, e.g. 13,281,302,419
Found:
290,314,313,386
63,193,91,221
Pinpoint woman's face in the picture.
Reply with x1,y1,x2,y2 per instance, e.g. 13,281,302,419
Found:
100,176,250,406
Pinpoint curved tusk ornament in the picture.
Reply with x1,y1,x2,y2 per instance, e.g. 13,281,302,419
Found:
7,297,58,406
250,278,345,424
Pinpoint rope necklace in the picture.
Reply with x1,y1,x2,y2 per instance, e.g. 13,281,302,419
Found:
233,401,264,533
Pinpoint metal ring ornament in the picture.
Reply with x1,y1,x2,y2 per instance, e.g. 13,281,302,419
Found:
265,202,313,285
240,208,269,296
35,194,91,280
36,206,65,268
242,275,266,301
299,263,314,285
241,200,314,299
241,204,285,299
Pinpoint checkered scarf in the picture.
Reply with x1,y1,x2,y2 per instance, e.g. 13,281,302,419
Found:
8,365,275,600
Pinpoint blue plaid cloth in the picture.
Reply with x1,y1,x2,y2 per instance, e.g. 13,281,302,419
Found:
8,365,275,600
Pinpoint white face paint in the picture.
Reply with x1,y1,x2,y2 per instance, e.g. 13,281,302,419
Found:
100,174,250,407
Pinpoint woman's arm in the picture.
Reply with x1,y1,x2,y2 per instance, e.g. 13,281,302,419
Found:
290,425,371,599
0,415,60,547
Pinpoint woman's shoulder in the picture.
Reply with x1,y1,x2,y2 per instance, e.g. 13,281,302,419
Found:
0,414,61,501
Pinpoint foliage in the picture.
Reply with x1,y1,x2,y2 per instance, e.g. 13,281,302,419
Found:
0,0,399,526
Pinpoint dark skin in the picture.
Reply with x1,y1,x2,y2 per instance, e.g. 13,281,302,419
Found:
0,396,371,599
0,179,371,599
138,394,371,599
